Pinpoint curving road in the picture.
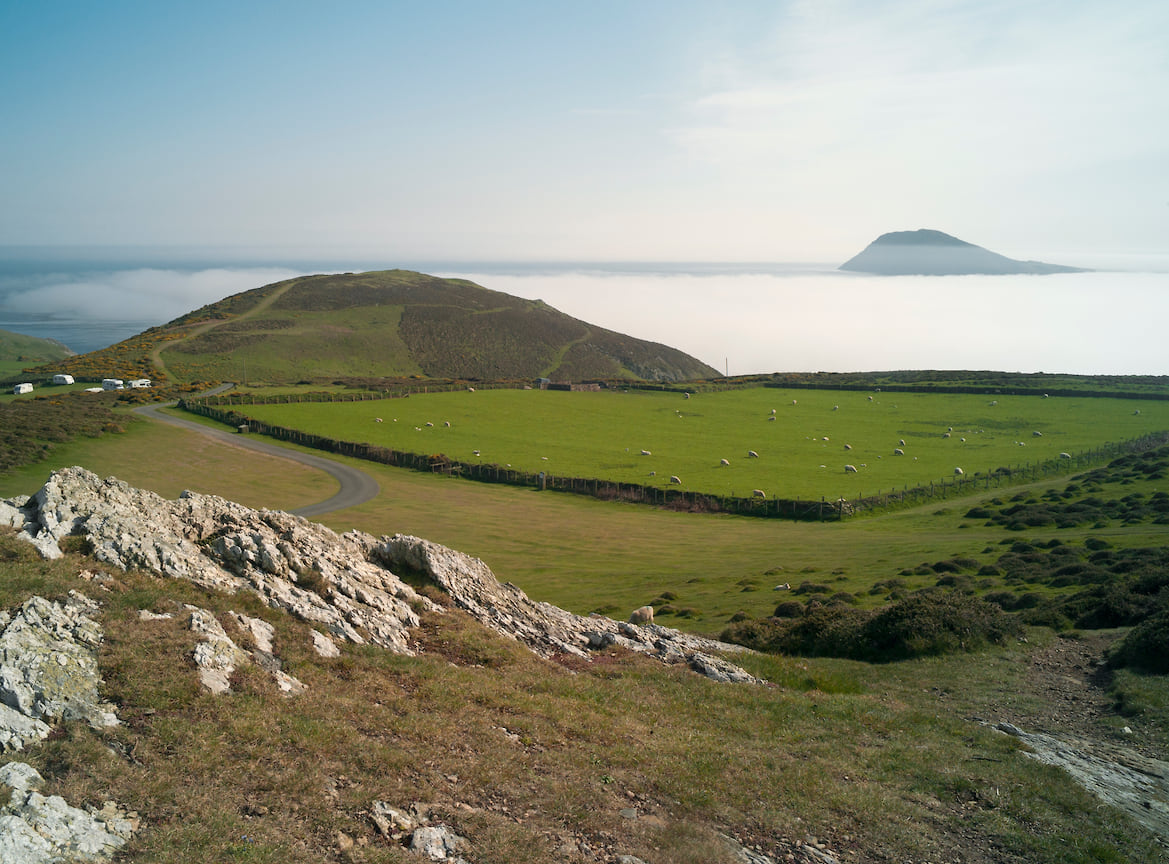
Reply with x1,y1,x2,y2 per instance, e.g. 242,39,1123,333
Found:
133,397,380,518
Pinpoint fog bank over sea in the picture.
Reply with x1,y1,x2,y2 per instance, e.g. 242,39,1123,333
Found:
1,248,1166,376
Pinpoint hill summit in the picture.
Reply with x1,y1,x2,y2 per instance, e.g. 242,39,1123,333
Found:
839,229,1088,275
146,269,719,385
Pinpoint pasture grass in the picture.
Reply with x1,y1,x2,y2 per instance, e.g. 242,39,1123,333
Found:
232,386,1169,500
3,406,1160,635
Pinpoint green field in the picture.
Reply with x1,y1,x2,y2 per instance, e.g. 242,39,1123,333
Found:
230,386,1169,500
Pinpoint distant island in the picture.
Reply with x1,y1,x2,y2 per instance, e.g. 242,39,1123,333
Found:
839,229,1089,275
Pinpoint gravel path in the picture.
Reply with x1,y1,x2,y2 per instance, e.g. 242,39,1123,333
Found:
133,399,379,517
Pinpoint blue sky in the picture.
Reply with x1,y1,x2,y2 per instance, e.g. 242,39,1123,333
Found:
2,0,1167,261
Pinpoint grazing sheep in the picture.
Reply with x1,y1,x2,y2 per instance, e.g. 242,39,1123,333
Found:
960,437,966,442
541,456,548,461
752,489,766,498
467,387,475,392
669,475,682,484
684,392,691,399
954,467,965,476
1032,430,1042,437
832,405,839,411
374,417,383,422
1060,452,1072,459
1134,409,1141,415
648,471,656,476
629,605,654,625
844,443,852,450
948,427,953,432
899,439,906,446
641,449,652,456
425,421,434,427
989,400,998,406
748,450,759,458
473,449,481,456
767,416,776,422
893,448,904,455
792,399,797,405
844,464,858,473
942,432,951,439
867,395,873,401
444,421,451,427
773,582,791,590
720,458,730,466
821,437,829,442
770,408,776,415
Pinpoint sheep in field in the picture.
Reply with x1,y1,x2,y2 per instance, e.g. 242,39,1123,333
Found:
942,432,951,439
425,421,434,427
844,464,858,473
843,443,852,450
473,449,481,456
752,489,766,498
444,420,451,427
767,416,776,422
629,605,654,625
1060,452,1072,459
893,448,904,455
720,458,730,466
954,467,965,476
899,439,906,446
641,449,652,456
770,408,776,415
1032,430,1042,437
374,417,383,423
669,475,682,484
747,450,759,458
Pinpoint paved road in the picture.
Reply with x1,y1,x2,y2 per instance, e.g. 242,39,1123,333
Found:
133,400,380,518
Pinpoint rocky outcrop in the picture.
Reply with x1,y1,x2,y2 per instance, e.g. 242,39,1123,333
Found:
839,229,1088,275
5,468,761,685
0,762,137,864
0,593,118,751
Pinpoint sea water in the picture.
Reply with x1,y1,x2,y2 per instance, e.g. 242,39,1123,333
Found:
1,248,1166,375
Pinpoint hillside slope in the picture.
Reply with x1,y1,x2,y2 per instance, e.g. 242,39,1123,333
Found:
151,269,720,384
0,328,73,363
839,229,1088,275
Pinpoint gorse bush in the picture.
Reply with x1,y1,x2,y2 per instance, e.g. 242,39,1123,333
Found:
1108,609,1169,674
722,589,1019,663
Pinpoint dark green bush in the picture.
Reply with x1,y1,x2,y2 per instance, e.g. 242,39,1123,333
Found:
860,591,1020,661
773,601,804,618
1108,611,1169,674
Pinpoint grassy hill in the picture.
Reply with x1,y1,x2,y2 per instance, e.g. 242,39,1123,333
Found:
0,328,74,379
31,270,720,387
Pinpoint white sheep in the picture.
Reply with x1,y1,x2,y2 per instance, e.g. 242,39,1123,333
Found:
942,432,951,439
641,449,652,456
899,439,906,446
444,420,451,427
773,582,791,590
868,395,873,401
792,399,797,405
473,449,481,456
954,467,965,475
989,400,998,406
844,464,858,473
832,405,839,411
467,387,475,392
669,475,682,484
425,421,434,427
1059,452,1072,459
720,458,730,466
629,606,654,625
843,443,852,450
1032,430,1042,437
752,489,766,498
770,408,776,415
893,448,904,455
767,416,776,422
747,450,759,458
374,417,383,423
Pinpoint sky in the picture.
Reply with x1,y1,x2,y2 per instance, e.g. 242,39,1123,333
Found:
2,0,1167,263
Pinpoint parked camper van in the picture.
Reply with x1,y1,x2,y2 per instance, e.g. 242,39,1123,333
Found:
128,379,151,388
101,379,124,390
13,383,33,395
52,374,75,385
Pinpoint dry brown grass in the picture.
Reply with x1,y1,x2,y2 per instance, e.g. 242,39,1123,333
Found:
1,531,1163,864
